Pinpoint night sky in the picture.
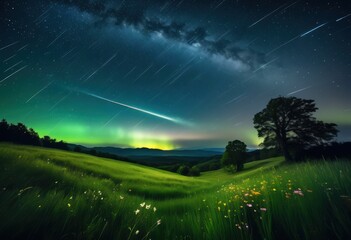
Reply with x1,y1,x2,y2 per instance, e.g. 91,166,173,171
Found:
1,0,350,149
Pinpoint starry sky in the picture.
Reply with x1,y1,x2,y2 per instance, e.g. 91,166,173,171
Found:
1,0,350,150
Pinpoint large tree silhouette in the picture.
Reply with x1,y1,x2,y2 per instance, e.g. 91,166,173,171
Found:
253,96,338,161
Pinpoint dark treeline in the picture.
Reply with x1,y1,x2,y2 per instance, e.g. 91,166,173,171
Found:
0,119,129,161
248,143,351,162
0,119,68,150
299,142,351,160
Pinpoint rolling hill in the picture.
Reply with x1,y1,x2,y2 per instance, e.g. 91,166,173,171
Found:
1,143,350,239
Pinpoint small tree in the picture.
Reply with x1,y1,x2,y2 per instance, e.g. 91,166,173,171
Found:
253,96,338,161
177,165,190,176
221,140,247,172
189,166,200,176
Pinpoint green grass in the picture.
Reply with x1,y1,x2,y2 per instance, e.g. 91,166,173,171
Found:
1,143,351,239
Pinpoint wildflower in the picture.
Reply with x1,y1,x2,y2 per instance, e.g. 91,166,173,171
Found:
67,203,71,207
119,195,124,200
246,204,252,208
135,230,139,235
272,188,276,191
135,209,140,215
260,208,267,212
251,190,261,196
157,219,161,225
140,202,146,208
146,204,151,209
293,189,304,196
153,207,157,212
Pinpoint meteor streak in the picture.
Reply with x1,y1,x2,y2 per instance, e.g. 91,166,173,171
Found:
82,91,186,125
0,65,28,83
4,60,23,72
253,58,278,73
249,3,287,28
84,53,118,82
266,35,300,55
336,13,351,22
300,22,328,37
287,86,311,96
47,30,67,47
26,81,54,103
0,41,19,51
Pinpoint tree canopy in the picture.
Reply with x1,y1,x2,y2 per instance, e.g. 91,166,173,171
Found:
0,119,68,150
221,140,247,172
253,96,338,161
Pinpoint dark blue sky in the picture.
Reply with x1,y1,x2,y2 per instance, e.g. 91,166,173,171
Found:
1,0,350,149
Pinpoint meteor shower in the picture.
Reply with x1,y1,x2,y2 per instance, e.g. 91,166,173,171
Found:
1,1,351,239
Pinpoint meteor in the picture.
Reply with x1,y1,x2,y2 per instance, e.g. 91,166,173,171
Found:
253,57,278,73
287,86,311,96
248,3,287,28
266,35,300,56
0,65,28,83
82,91,186,125
336,13,351,22
47,30,67,47
0,41,19,51
84,53,118,82
300,22,328,37
26,81,54,103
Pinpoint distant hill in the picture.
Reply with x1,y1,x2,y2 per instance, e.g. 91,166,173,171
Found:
92,146,223,157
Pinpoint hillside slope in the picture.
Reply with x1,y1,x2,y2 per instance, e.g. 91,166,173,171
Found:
1,143,350,239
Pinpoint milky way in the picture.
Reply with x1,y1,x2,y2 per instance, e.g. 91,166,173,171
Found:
0,0,350,149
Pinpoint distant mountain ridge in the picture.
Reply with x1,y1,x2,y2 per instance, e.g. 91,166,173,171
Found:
92,146,223,157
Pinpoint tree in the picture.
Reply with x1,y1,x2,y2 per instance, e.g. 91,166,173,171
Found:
42,136,56,147
253,96,338,161
221,140,247,172
0,119,9,141
189,166,200,176
177,165,190,176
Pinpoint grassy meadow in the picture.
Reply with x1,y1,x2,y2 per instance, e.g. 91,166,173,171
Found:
1,143,351,239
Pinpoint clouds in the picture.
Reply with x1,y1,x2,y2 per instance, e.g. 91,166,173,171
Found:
53,0,265,72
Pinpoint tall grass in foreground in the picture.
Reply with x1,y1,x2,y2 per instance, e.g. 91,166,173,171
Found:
155,161,351,239
0,145,163,239
1,143,351,239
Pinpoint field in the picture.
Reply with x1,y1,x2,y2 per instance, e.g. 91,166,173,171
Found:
1,143,351,239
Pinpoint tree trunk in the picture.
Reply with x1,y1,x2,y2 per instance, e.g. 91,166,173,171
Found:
278,134,292,161
281,143,292,161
